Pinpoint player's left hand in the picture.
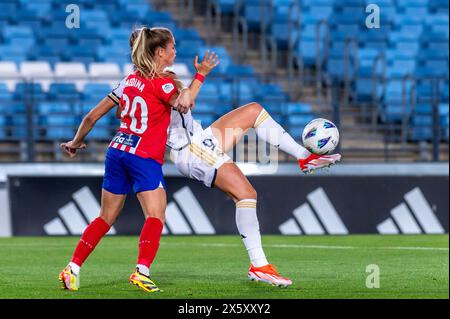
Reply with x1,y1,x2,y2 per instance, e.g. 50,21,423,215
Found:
194,50,220,76
173,89,194,114
60,141,86,158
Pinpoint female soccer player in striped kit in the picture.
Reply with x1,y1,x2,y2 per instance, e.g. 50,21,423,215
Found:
58,27,218,293
107,28,341,288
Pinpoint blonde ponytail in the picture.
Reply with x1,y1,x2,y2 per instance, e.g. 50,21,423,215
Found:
131,27,174,79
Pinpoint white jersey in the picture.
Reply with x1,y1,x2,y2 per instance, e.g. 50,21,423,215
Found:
109,76,203,150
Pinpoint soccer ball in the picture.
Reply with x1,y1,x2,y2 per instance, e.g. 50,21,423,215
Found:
302,118,340,155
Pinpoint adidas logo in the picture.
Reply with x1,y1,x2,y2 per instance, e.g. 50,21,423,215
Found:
377,187,444,234
163,186,215,235
44,186,215,235
279,187,348,235
44,187,117,235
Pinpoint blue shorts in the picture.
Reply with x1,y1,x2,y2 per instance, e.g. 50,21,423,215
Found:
102,147,166,195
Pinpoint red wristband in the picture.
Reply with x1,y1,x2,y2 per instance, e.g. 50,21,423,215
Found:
194,73,205,83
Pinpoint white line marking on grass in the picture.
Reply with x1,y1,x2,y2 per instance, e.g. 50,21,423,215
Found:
383,246,449,251
2,242,448,252
160,242,448,251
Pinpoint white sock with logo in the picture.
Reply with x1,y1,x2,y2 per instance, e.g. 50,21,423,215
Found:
254,109,311,160
136,264,150,276
68,262,80,276
235,199,269,267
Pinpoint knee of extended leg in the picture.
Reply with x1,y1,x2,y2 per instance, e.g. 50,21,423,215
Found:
248,102,263,113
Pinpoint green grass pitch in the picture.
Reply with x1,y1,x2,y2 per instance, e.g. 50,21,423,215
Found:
0,235,447,299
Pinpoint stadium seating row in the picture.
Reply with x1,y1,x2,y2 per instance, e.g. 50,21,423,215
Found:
212,0,449,142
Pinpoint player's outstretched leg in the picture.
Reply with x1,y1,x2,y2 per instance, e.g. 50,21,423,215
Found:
210,102,342,174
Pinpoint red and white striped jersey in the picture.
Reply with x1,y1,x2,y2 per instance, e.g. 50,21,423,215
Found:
110,73,204,151
109,71,177,164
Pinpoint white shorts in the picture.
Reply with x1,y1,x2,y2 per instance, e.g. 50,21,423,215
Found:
170,126,231,187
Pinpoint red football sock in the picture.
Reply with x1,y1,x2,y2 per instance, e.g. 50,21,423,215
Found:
71,217,111,267
137,217,164,268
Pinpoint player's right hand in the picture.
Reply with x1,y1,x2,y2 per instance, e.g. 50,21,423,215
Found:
60,141,86,158
173,89,194,114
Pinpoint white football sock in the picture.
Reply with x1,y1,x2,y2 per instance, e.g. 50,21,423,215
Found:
136,264,150,276
236,199,269,267
254,109,311,160
68,262,80,276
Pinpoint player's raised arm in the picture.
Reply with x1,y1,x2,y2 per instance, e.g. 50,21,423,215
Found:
171,51,220,113
60,97,116,157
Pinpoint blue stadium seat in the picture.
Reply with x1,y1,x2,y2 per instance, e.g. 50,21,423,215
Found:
195,83,220,104
410,115,433,141
0,115,7,139
422,31,449,51
14,83,47,101
40,114,78,140
286,102,312,114
11,9,45,28
32,46,63,65
174,28,202,42
71,28,106,47
106,28,131,44
83,83,111,101
242,0,272,32
37,102,72,114
194,114,216,128
0,83,12,101
64,45,98,64
360,29,389,50
381,79,414,122
48,83,80,101
257,83,288,104
236,82,256,105
288,116,315,139
192,102,216,115
263,102,283,115
174,43,199,59
306,4,334,20
394,15,425,35
85,115,112,140
439,103,449,116
215,80,233,105
8,112,40,139
97,46,130,66
212,0,237,15
0,45,28,64
226,64,255,77
21,0,51,16
78,100,97,115
41,112,76,125
287,114,315,126
430,0,450,14
387,59,416,77
43,37,70,47
2,25,33,39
